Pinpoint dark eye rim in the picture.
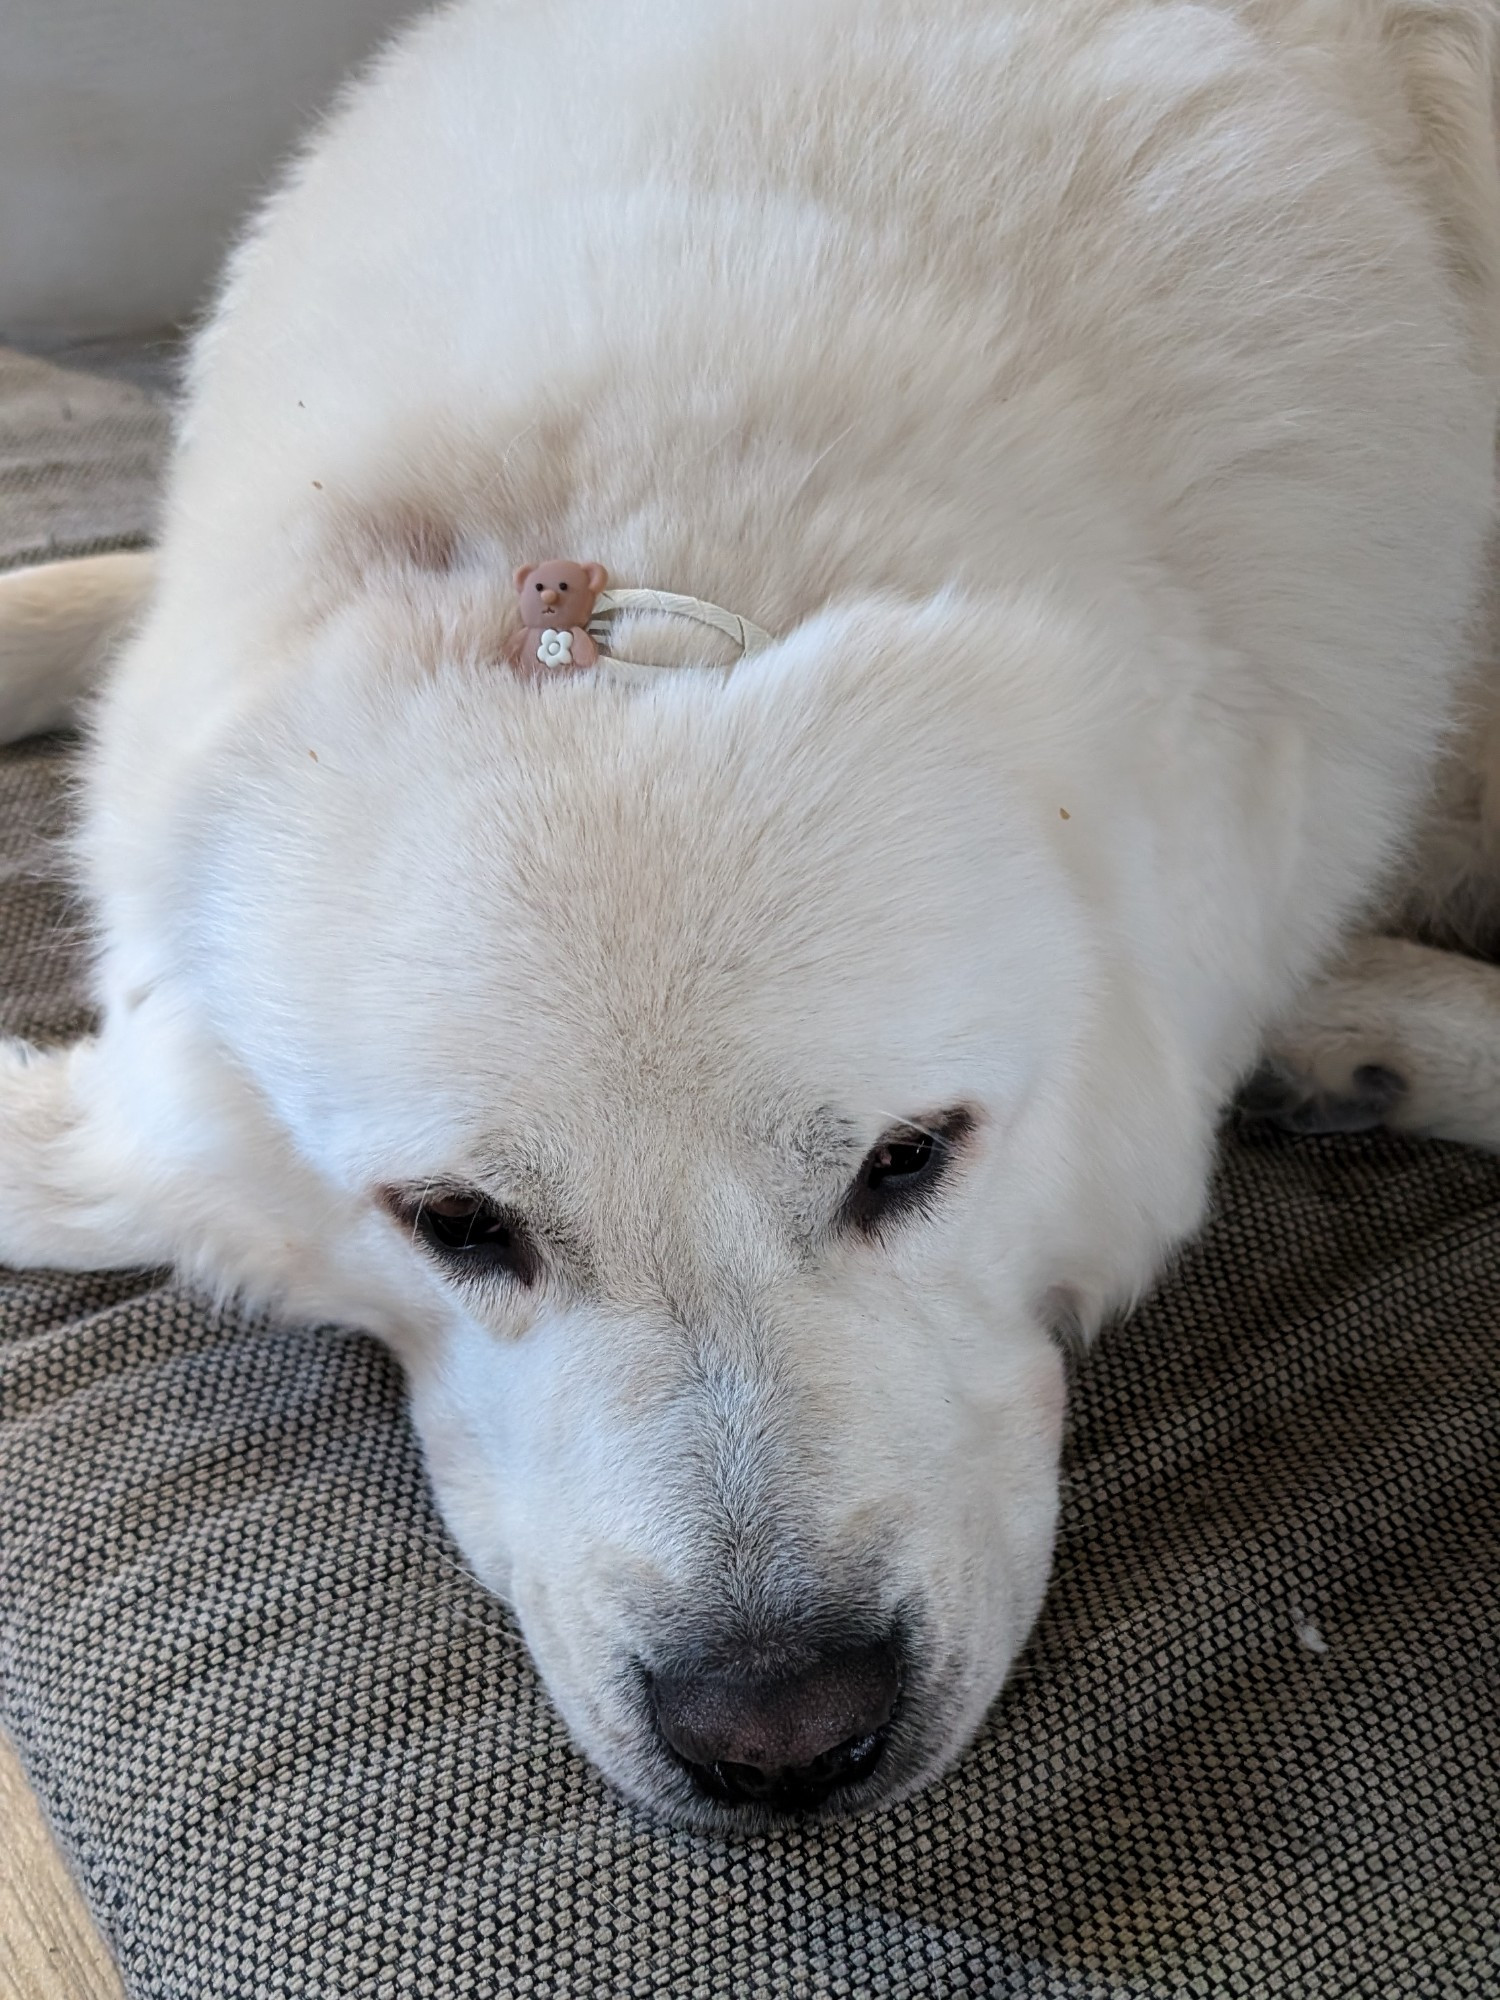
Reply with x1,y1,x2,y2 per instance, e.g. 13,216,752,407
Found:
377,1185,542,1288
838,1107,976,1240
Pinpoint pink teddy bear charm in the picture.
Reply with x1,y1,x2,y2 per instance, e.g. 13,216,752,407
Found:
507,560,609,678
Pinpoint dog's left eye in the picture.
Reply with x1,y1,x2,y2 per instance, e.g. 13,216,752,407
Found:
840,1109,973,1238
382,1188,541,1287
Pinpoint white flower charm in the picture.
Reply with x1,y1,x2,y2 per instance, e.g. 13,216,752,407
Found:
534,627,575,668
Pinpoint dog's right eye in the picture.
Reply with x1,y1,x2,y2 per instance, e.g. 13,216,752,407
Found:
383,1188,541,1287
839,1108,974,1239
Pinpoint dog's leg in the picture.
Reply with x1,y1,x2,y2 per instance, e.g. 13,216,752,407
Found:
0,552,155,741
1242,933,1500,1150
0,1034,181,1270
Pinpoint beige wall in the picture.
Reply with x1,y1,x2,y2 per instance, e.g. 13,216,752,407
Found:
0,0,418,336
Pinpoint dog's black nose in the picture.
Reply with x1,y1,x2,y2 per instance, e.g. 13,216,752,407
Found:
650,1638,900,1812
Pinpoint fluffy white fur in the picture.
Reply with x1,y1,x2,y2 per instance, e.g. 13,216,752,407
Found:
2,0,1499,1823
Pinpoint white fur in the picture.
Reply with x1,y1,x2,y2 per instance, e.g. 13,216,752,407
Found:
0,554,153,740
2,0,1499,1822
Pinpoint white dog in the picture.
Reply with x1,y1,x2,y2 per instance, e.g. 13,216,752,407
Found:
2,0,1499,1826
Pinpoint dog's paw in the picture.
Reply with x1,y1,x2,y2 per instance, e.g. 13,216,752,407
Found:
1235,1057,1407,1137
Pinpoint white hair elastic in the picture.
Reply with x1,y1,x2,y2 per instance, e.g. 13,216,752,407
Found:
508,562,774,681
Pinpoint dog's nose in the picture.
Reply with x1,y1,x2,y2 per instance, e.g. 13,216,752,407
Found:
650,1638,900,1813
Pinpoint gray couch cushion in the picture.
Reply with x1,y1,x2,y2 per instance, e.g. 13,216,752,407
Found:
1,342,1496,1998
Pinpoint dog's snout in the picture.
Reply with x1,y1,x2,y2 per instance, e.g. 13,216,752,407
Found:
650,1637,900,1813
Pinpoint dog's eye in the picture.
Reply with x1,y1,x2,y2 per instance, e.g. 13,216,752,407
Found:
868,1132,934,1183
840,1110,973,1238
384,1189,541,1287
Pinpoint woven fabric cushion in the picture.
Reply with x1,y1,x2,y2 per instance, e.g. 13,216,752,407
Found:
1,341,1497,2000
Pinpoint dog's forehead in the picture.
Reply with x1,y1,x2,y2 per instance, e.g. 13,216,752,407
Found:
320,769,985,1179
198,605,1046,1183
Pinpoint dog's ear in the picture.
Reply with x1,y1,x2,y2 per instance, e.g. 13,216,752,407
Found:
515,563,537,592
584,563,608,594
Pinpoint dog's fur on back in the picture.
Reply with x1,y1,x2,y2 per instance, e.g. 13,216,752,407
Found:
2,0,1500,1824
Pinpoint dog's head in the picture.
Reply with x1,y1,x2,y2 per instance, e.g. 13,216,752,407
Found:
186,589,1206,1824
